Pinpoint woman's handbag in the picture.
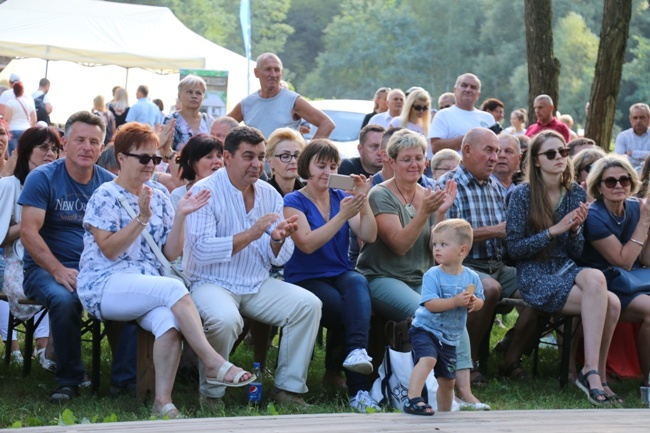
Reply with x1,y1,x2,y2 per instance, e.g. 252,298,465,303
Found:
606,265,650,295
116,193,191,289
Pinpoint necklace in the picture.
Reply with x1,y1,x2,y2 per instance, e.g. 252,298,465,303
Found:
394,181,416,217
302,188,330,221
606,205,626,226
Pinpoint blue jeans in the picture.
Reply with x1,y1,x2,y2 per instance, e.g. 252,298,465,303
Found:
110,322,137,388
24,267,85,387
296,270,372,395
8,130,24,156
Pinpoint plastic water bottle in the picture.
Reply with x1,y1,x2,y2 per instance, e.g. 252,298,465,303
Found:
247,362,263,405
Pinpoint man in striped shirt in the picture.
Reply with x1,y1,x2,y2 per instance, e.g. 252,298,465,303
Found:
184,126,322,408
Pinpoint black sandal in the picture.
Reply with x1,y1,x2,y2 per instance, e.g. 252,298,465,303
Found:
498,360,529,381
470,368,489,387
602,382,624,405
575,370,608,406
403,397,434,416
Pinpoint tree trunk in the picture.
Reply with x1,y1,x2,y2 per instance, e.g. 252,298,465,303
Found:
585,0,632,151
524,0,560,125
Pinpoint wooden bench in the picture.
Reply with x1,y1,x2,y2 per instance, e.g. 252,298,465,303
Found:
1,293,154,401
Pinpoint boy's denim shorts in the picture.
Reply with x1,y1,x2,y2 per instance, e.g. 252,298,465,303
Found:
410,326,457,379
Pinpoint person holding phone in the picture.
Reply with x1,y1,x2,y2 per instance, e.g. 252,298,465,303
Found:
283,139,380,412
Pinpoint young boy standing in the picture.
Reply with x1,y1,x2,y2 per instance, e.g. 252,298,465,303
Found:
404,219,484,415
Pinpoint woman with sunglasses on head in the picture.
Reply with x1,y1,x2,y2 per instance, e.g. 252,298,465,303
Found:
389,89,432,138
580,155,650,402
572,147,606,193
506,130,620,406
77,123,254,419
0,125,59,370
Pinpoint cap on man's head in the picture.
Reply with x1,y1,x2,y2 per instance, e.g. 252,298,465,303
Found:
9,73,21,83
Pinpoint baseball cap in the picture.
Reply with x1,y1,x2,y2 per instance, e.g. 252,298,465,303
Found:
9,73,21,83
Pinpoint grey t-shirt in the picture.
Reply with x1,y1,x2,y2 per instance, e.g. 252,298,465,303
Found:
356,184,435,286
241,88,301,138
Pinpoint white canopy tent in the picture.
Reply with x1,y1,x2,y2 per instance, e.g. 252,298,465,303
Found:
0,0,257,124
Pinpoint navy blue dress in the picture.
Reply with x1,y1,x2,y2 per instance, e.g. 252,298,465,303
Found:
582,198,650,310
506,183,586,313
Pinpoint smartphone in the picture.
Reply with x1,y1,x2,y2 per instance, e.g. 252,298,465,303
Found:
327,174,355,190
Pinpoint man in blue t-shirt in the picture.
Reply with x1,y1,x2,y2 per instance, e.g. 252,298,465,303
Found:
19,111,124,402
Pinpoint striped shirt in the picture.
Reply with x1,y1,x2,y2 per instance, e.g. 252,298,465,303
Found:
183,168,294,295
438,164,506,260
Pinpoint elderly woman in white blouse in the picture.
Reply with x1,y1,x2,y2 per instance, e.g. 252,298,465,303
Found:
77,123,253,418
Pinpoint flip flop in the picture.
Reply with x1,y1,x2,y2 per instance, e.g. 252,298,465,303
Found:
153,402,184,419
205,361,256,387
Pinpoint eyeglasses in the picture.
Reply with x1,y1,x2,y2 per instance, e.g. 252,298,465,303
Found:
274,153,299,163
122,152,163,165
601,176,632,188
397,156,426,165
535,148,570,160
439,105,452,109
581,163,593,173
412,105,429,112
37,143,60,153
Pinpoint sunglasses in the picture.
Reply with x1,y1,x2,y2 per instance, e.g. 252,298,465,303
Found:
412,105,429,112
581,163,593,173
535,148,570,160
601,176,632,189
123,152,162,165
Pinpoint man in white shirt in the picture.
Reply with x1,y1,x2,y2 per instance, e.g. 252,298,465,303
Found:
615,103,650,171
368,89,405,128
184,125,322,408
429,73,495,153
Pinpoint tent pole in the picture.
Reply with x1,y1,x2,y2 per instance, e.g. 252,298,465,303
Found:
125,68,129,88
45,60,49,78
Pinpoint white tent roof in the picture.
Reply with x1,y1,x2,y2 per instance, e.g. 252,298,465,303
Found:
0,0,257,121
0,0,242,72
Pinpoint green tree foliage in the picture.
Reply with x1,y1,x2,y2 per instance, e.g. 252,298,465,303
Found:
281,0,342,87
301,0,432,99
554,12,599,127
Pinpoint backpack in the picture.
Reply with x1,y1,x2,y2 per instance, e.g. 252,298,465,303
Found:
34,93,50,125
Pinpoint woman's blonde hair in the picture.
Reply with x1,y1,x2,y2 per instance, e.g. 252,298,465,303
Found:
586,155,639,200
397,89,431,137
265,127,306,159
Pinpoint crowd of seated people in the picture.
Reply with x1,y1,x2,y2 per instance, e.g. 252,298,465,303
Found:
4,55,650,417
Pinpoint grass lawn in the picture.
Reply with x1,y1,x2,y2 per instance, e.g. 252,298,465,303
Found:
0,312,647,428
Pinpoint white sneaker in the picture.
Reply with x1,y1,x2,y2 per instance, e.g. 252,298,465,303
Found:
349,390,381,413
342,348,373,375
455,396,491,410
10,350,24,366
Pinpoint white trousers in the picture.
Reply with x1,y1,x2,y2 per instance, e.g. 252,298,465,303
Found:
191,277,322,398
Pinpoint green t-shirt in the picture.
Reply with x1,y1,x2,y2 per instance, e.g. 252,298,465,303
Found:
356,184,435,286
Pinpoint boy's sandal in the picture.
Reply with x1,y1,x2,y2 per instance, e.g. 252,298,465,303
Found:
403,397,434,416
602,382,624,405
575,369,608,406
